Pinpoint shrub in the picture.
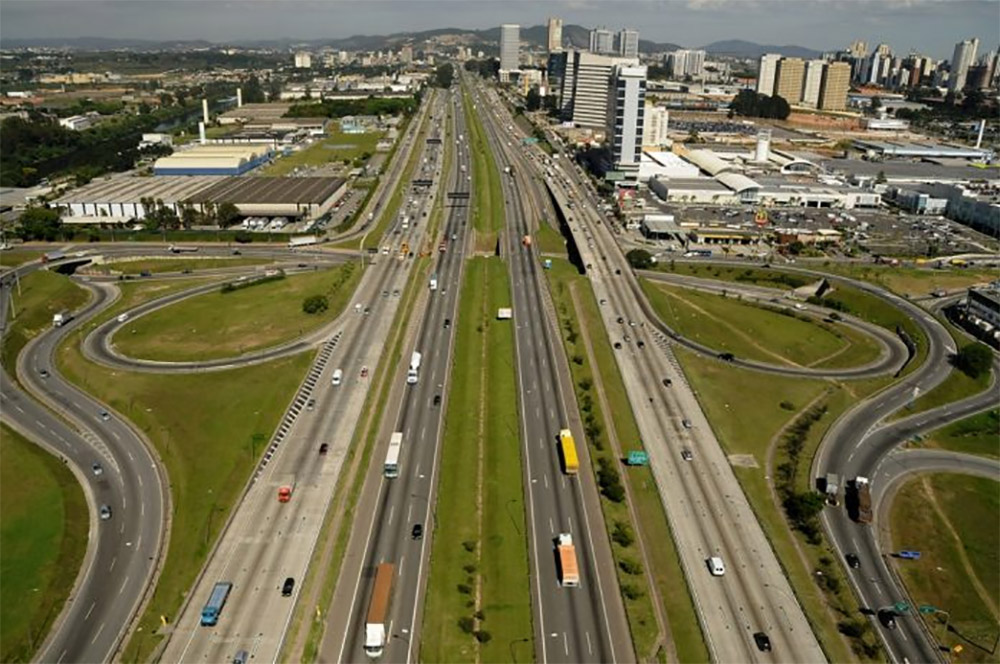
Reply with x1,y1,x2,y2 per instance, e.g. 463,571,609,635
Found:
302,294,329,314
612,520,634,547
779,401,796,411
954,342,993,379
458,616,475,633
619,558,643,575
621,583,644,600
462,540,476,553
457,583,472,595
474,630,492,643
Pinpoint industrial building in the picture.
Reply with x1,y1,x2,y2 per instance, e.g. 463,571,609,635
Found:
153,144,274,176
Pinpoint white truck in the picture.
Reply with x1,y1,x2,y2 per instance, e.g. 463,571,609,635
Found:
407,351,421,385
429,274,438,291
288,234,319,248
52,310,71,327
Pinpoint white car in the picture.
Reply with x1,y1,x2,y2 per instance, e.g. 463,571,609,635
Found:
708,556,726,576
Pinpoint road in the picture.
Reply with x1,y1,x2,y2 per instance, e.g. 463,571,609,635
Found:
322,85,469,663
156,90,448,664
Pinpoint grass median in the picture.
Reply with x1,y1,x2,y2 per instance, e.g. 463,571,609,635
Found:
90,257,273,275
462,89,504,252
0,424,88,664
112,263,360,361
421,257,532,662
889,474,999,661
809,262,997,299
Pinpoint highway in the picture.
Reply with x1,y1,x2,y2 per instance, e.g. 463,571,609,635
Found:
322,85,470,663
155,90,448,664
468,76,632,663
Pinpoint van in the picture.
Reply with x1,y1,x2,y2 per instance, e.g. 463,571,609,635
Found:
332,369,343,386
708,556,726,576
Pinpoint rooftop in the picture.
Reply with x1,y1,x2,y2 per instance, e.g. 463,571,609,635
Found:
188,177,346,205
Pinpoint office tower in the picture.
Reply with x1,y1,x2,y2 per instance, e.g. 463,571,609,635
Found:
618,28,640,58
500,24,520,73
589,28,615,54
818,61,851,110
400,45,413,64
294,51,312,68
757,53,781,95
547,17,563,52
774,57,805,102
607,64,647,172
548,50,568,106
668,49,706,79
801,60,826,106
559,50,578,118
949,37,980,91
565,51,639,128
642,104,669,147
848,40,868,59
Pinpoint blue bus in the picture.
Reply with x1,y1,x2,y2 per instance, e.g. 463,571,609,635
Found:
201,581,233,626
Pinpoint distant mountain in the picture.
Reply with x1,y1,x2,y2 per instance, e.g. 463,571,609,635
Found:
702,39,822,59
1,36,216,50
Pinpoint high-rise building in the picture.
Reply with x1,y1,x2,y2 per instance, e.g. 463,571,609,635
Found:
668,49,706,79
559,49,578,118
400,45,413,64
642,104,669,147
500,24,520,73
590,28,615,54
607,64,647,173
848,40,868,59
563,50,639,128
801,60,826,107
818,61,851,110
757,53,781,95
949,37,980,92
547,17,563,52
547,50,569,106
294,51,312,69
618,29,640,58
774,57,805,103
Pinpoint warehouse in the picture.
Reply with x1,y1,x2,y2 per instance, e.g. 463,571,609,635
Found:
55,176,224,223
187,177,347,220
153,144,274,176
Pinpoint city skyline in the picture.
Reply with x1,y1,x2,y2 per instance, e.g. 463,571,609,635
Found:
2,0,997,59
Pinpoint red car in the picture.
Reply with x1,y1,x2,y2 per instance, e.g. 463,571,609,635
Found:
360,366,369,378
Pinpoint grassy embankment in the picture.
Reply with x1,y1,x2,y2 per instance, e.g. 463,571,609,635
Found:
87,257,273,275
0,250,45,269
461,90,505,253
546,258,708,663
890,474,1000,662
260,127,384,177
112,263,360,361
0,425,88,664
919,409,1000,459
47,279,316,662
421,258,532,662
810,262,997,299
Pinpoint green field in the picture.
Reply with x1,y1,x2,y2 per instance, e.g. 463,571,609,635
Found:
0,425,88,663
810,262,997,298
922,409,1000,459
112,263,360,361
642,280,881,368
547,259,707,662
0,270,91,372
890,474,1000,661
533,220,566,256
259,128,384,176
421,258,532,662
902,363,993,418
93,257,273,275
0,249,44,269
462,89,505,252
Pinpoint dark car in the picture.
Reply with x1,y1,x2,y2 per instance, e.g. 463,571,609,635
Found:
140,270,152,277
615,268,622,275
753,632,772,652
233,650,249,664
718,352,735,362
662,378,672,387
845,553,861,569
282,577,295,596
99,504,112,521
433,394,442,406
681,449,693,462
637,340,645,349
39,369,50,379
319,442,329,455
412,523,424,540
613,342,622,349
444,319,451,328
878,610,897,629
232,250,242,256
617,317,624,324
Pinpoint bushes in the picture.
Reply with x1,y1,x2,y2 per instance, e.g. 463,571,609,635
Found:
954,342,993,379
774,402,828,543
597,457,626,503
612,520,634,547
302,294,329,314
220,269,284,294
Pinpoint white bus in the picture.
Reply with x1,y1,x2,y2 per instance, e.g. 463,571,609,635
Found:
384,432,403,478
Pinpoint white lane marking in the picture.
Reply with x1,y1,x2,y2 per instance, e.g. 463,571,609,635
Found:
586,631,593,655
388,504,395,526
109,556,116,572
549,517,554,535
90,622,105,645
35,420,47,430
563,632,569,656
118,576,129,595
111,430,120,441
85,601,96,621
543,473,548,489
406,503,413,523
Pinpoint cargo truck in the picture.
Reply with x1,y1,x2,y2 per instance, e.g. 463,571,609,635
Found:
825,472,840,505
200,581,233,626
852,476,872,524
407,351,422,384
288,235,319,248
169,244,199,253
558,429,579,475
364,563,395,658
429,274,438,291
53,310,71,327
556,534,580,587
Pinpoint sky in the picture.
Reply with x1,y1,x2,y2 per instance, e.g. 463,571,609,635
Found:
1,0,998,59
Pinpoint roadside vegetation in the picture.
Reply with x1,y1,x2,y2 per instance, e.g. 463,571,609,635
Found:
421,258,532,662
0,249,44,269
461,90,505,252
546,259,708,662
889,474,1000,662
112,263,360,361
920,409,1000,459
0,424,88,664
88,257,272,275
809,262,997,299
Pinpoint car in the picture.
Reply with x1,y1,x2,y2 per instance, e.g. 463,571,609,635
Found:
753,632,772,652
319,443,329,454
117,313,129,323
897,550,922,560
99,504,112,521
412,523,424,540
845,553,861,569
282,577,295,596
451,233,457,241
637,340,645,349
718,352,735,362
433,394,442,407
382,290,389,297
444,319,451,328
233,650,249,664
92,461,103,476
681,419,692,429
707,556,725,576
623,334,630,343
140,270,152,277
99,410,111,422
599,299,607,306
39,369,50,379
617,316,624,324
615,268,621,275
360,366,369,378
232,250,242,256
307,399,316,411
392,289,401,297
662,378,672,387
181,269,192,274
628,320,636,327
878,610,897,629
363,306,371,315
681,449,693,461
614,342,622,350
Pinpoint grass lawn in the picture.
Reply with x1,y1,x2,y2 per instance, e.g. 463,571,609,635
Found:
462,90,505,252
112,263,360,361
676,349,890,661
259,128,383,176
534,220,566,257
93,257,273,275
0,425,88,664
421,258,532,662
902,364,992,418
0,270,91,372
0,250,45,269
547,259,706,662
920,409,1000,459
810,262,997,298
642,280,880,368
890,474,1000,661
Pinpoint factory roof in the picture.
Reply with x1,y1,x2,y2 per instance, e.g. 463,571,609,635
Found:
660,177,731,191
852,140,992,159
716,171,761,193
219,103,293,121
820,158,998,182
684,149,737,176
54,176,224,204
187,177,346,205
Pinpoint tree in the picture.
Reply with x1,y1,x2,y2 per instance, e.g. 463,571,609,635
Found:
525,87,541,112
215,202,241,228
625,248,653,269
870,96,883,114
954,343,993,379
875,170,887,184
302,294,329,314
432,63,454,89
17,206,63,241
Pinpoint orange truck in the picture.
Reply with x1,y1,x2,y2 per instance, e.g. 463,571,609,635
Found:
557,533,580,587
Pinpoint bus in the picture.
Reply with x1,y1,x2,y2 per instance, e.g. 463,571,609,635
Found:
200,581,233,626
558,429,579,475
384,432,403,478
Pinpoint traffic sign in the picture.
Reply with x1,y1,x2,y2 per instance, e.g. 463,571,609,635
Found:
918,604,937,614
894,601,911,613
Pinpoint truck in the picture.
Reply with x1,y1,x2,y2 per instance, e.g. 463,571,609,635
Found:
825,472,840,505
399,242,409,260
288,235,319,248
429,274,438,291
852,476,872,524
53,310,71,327
364,563,395,658
407,351,422,385
168,244,199,253
556,534,580,587
521,235,532,248
558,429,579,475
200,581,233,626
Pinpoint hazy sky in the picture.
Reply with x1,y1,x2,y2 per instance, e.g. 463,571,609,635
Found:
2,0,998,58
